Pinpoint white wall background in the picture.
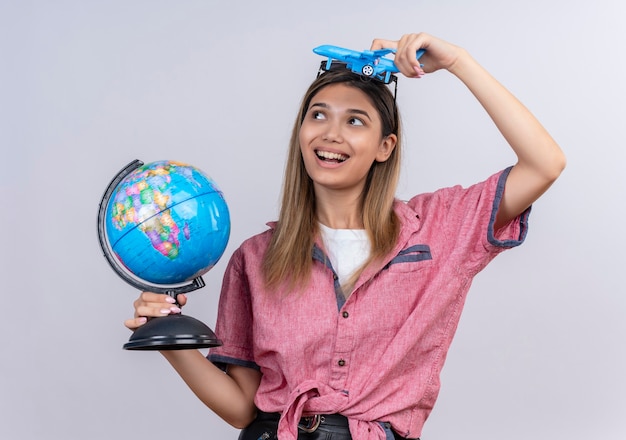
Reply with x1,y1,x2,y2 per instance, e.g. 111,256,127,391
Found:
1,1,624,439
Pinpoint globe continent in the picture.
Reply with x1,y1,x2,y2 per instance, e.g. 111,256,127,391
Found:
104,160,230,285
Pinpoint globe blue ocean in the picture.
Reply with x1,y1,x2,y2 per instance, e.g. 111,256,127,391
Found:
104,160,230,285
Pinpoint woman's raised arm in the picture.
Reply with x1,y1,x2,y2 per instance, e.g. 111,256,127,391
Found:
372,33,566,229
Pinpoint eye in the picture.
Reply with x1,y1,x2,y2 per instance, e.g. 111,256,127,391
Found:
312,110,325,120
348,117,364,126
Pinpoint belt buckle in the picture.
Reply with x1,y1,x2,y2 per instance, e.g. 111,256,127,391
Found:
298,414,322,433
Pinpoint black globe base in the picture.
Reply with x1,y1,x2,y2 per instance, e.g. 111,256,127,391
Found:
124,314,222,350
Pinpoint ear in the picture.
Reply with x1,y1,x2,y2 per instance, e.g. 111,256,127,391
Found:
375,134,397,162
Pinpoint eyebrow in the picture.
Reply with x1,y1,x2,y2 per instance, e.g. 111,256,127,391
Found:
309,102,373,122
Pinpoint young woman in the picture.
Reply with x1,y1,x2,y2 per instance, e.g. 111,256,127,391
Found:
125,33,566,440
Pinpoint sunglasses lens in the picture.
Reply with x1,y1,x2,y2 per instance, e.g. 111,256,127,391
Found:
316,61,398,104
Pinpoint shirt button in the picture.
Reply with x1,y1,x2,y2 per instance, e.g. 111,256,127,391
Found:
338,359,346,367
342,311,349,318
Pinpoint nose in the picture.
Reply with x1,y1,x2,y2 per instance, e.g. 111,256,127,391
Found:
322,122,343,143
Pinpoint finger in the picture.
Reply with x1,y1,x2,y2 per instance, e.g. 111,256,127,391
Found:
134,303,181,318
139,291,176,304
133,292,181,318
124,316,147,330
176,293,188,307
134,292,177,310
395,33,427,77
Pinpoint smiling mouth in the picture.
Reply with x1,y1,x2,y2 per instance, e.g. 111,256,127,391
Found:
315,150,349,163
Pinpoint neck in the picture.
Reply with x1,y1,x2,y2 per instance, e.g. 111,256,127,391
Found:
315,187,364,229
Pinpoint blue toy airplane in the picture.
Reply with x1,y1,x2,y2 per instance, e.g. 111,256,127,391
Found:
313,44,425,84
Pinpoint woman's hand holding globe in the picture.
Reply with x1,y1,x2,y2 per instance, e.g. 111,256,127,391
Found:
124,292,188,330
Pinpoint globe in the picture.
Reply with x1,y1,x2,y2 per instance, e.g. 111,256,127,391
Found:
104,160,230,286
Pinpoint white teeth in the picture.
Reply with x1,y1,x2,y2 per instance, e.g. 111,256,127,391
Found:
316,150,348,161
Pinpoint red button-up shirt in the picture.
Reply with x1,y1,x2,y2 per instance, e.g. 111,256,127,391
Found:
208,168,529,439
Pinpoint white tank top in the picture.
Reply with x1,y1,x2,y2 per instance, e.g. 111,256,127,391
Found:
319,223,371,287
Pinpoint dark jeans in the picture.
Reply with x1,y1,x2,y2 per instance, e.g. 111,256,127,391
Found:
238,412,419,440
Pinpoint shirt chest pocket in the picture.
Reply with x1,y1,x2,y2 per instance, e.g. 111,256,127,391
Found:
384,244,433,273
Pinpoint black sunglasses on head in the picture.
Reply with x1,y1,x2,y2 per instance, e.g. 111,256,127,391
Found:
316,60,398,106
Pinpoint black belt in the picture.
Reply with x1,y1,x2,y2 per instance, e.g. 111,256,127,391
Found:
253,411,418,439
256,411,349,433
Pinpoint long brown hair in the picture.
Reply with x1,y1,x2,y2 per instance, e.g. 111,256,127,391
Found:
263,68,403,292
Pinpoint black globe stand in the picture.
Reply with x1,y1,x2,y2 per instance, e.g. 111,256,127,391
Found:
97,159,222,351
123,301,222,350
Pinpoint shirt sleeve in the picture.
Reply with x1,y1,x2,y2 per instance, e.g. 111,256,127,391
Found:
484,166,531,248
407,167,530,276
206,246,260,370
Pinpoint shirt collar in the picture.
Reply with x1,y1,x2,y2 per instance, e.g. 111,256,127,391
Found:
265,199,422,288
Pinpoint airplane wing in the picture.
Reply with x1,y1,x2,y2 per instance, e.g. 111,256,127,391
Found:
367,48,396,58
313,45,356,59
